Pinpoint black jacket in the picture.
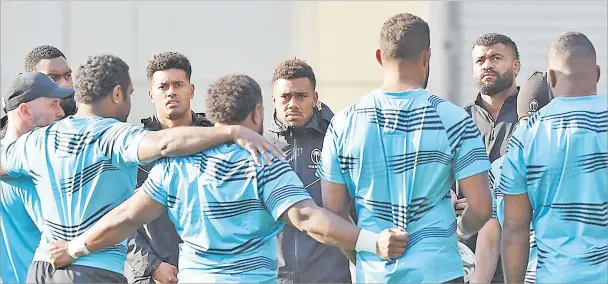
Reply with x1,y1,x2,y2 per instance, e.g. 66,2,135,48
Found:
125,112,212,283
265,103,352,284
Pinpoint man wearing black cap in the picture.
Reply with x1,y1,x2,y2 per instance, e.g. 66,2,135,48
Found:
473,71,552,284
0,72,74,284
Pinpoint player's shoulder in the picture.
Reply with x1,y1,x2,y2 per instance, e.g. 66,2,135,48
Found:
330,90,382,130
426,92,474,126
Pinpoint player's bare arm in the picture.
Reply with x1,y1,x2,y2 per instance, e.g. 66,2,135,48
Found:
138,125,284,166
474,219,502,283
280,198,409,260
321,180,357,263
501,193,532,284
456,172,493,237
47,190,164,268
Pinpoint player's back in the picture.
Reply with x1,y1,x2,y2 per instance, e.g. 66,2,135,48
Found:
141,143,311,283
0,116,148,275
502,94,607,283
318,89,490,283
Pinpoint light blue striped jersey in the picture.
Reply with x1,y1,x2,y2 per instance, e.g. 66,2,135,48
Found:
499,94,607,283
0,116,148,275
316,89,491,283
490,155,537,284
141,143,312,283
1,138,43,283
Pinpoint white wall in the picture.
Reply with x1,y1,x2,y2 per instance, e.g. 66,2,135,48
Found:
1,1,439,123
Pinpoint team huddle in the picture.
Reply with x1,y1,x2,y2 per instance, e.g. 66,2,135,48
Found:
0,12,606,284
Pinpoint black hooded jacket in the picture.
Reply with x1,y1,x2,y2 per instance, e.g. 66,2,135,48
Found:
265,103,352,283
125,112,212,283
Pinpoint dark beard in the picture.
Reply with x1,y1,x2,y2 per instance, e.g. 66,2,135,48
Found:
476,68,515,96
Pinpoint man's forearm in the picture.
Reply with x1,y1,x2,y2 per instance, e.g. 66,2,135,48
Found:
139,126,235,164
501,225,530,283
474,220,501,283
84,203,145,253
459,204,492,236
299,207,360,250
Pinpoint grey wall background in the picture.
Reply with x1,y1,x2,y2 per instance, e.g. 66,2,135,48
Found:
2,1,606,126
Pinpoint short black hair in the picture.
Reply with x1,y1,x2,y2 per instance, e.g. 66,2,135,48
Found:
146,52,192,82
24,45,66,72
205,74,262,124
271,58,317,90
549,31,596,62
74,54,131,104
473,33,520,60
379,13,430,61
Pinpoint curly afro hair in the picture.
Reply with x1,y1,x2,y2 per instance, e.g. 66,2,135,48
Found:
205,74,262,124
271,58,316,90
74,54,130,104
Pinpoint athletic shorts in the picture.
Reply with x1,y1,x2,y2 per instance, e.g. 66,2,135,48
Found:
27,261,127,283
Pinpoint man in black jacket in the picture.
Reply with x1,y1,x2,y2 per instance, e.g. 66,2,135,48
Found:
265,59,352,284
460,33,521,283
126,52,212,284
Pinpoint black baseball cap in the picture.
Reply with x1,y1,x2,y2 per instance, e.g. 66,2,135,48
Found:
3,72,74,112
517,71,552,120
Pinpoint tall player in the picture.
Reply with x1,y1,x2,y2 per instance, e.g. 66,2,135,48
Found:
317,13,493,283
500,32,607,283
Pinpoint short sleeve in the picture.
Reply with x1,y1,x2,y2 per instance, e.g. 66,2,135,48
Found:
258,158,312,221
100,121,149,166
1,128,44,177
316,121,346,184
450,115,491,180
140,158,172,206
498,128,528,196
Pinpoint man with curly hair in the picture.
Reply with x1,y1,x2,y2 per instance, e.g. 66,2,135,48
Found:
45,74,408,283
126,52,213,284
0,54,283,283
265,58,352,283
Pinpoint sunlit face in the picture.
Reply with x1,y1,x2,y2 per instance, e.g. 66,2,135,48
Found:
472,43,519,96
26,97,65,127
272,78,318,128
149,69,193,120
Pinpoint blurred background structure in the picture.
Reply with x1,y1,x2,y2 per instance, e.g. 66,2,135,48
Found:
1,1,607,127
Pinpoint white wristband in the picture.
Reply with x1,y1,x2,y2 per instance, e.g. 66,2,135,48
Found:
355,229,379,254
68,235,90,259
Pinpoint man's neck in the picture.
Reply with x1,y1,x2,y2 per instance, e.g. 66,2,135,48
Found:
158,111,193,129
4,118,33,142
73,102,113,119
480,84,517,120
552,80,597,98
380,64,425,93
